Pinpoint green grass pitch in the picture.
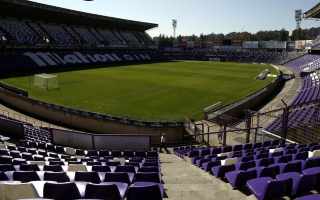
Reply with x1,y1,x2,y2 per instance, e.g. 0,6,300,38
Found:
1,61,277,121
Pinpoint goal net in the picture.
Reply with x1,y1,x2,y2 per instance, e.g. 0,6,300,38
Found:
33,74,59,90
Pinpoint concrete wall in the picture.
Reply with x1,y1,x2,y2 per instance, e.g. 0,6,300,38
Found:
206,76,284,123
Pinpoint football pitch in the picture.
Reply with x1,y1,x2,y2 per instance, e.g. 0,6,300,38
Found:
1,61,278,121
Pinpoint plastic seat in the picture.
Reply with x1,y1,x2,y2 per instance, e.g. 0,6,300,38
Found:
86,161,101,166
98,150,110,157
49,161,64,166
276,155,292,163
20,164,40,171
282,161,302,173
0,155,12,164
12,158,27,165
43,182,81,200
0,164,15,171
125,162,140,168
115,165,136,174
237,161,256,171
105,172,131,184
302,167,320,186
21,153,33,160
138,166,158,172
276,172,316,196
257,158,274,167
74,171,101,183
135,151,147,157
10,151,22,158
84,183,127,200
246,177,292,200
127,182,162,200
111,150,122,157
44,172,70,182
92,165,111,172
13,171,40,182
295,152,309,160
143,162,159,167
86,150,98,157
0,149,10,156
257,165,280,178
211,164,236,178
124,151,135,157
296,194,320,200
106,161,121,166
225,169,257,189
43,165,64,172
240,156,254,162
304,158,320,169
134,172,161,183
0,171,9,181
76,149,85,156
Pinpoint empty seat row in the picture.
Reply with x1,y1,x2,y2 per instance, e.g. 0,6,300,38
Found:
0,171,161,184
0,181,163,200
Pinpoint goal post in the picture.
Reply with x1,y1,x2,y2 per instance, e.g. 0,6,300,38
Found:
33,74,59,90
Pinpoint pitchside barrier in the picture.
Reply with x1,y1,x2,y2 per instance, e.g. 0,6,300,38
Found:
51,128,151,151
0,81,185,145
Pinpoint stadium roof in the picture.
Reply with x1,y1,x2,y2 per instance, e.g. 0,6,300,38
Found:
305,2,320,19
0,0,158,31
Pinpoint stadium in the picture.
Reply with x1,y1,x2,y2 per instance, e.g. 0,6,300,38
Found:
1,0,320,199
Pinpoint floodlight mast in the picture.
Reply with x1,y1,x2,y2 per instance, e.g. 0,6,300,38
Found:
172,19,177,38
295,9,303,29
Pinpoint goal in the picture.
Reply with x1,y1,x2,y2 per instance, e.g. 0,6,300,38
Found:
33,74,59,90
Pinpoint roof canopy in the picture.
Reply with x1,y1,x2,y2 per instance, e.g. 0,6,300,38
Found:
305,2,320,19
0,0,158,31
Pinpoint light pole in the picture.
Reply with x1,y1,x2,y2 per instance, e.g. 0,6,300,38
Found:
172,19,177,38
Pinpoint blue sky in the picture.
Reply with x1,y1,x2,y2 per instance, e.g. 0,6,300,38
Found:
31,0,320,37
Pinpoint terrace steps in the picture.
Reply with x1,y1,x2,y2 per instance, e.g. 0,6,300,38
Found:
161,153,255,200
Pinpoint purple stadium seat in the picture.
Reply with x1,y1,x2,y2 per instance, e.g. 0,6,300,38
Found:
74,171,101,183
43,182,81,200
43,165,63,172
0,155,12,164
134,172,161,183
225,169,257,189
257,158,274,167
0,171,9,181
84,183,126,200
13,171,40,182
211,164,236,178
115,165,136,174
281,160,302,173
201,160,221,172
246,177,292,200
0,164,15,171
19,164,40,171
296,194,320,200
276,155,293,163
276,172,316,196
295,152,309,160
304,158,320,169
44,172,70,182
240,155,254,162
92,165,111,172
139,166,159,173
257,165,280,178
236,161,256,171
127,182,162,200
105,172,132,184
